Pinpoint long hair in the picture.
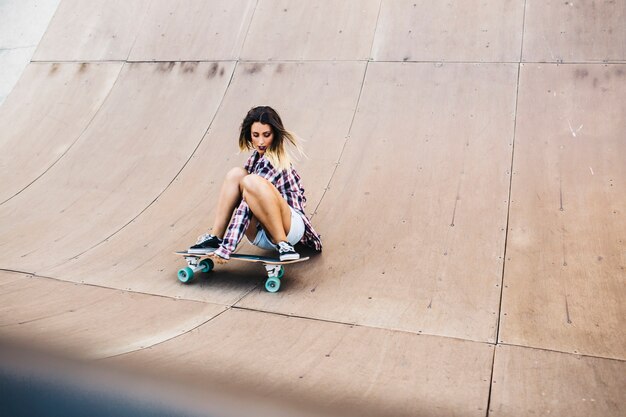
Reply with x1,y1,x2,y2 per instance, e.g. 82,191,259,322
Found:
238,106,304,170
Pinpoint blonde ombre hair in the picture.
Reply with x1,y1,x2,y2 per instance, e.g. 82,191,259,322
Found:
238,106,304,170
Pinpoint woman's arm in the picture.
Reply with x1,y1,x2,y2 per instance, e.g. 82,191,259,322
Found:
213,199,251,260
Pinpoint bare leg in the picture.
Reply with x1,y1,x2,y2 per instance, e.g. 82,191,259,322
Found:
245,216,261,242
211,167,247,238
241,174,291,243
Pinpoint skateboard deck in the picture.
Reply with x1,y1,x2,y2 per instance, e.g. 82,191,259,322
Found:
174,249,309,292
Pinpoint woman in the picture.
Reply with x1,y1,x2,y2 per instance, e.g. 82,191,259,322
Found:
189,106,322,263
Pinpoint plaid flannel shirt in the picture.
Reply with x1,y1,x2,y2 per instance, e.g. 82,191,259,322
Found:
214,151,322,259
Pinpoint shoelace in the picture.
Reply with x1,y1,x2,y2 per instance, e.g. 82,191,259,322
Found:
278,242,293,252
196,233,214,244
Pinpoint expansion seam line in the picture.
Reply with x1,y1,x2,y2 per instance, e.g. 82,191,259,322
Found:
486,2,528,415
99,308,231,360
310,60,370,220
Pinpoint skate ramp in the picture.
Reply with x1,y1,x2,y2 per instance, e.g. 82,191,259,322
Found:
0,1,624,416
0,62,122,203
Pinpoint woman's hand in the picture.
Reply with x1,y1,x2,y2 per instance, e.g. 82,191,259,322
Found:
212,253,229,265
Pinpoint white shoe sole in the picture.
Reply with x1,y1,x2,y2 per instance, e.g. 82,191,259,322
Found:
279,253,300,261
188,247,217,254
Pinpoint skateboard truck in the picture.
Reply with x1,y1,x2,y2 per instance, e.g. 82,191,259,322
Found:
177,256,215,283
264,264,283,278
263,264,285,292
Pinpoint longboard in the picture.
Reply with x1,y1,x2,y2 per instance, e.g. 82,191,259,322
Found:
174,249,309,292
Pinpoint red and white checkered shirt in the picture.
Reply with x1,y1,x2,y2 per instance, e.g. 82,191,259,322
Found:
214,151,322,259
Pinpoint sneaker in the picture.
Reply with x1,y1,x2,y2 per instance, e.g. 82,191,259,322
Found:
277,241,299,261
189,233,222,254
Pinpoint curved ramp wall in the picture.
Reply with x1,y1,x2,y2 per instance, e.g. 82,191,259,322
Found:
0,63,122,203
0,62,233,273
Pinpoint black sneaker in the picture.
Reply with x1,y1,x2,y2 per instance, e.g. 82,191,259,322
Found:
189,233,222,254
277,241,299,261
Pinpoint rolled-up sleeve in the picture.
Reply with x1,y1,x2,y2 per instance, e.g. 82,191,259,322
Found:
215,199,251,259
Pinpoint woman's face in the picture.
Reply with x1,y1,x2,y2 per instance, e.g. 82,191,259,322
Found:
251,122,274,154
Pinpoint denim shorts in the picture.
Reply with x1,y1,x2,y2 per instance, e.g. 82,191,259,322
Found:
249,206,305,250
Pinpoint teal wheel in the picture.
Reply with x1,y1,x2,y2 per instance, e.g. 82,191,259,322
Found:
177,267,194,283
199,259,214,273
277,266,284,279
265,277,281,293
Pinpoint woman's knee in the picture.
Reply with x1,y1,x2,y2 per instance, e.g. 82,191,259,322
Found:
240,174,267,195
225,167,247,184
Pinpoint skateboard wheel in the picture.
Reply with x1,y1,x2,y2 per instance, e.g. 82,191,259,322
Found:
199,259,214,273
178,267,194,283
277,266,284,279
265,277,281,293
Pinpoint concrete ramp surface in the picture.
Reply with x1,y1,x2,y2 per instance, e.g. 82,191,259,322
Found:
0,1,624,416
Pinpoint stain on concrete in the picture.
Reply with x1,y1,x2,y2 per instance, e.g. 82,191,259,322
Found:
157,62,176,72
182,62,199,74
574,68,589,78
246,63,263,75
207,63,219,79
